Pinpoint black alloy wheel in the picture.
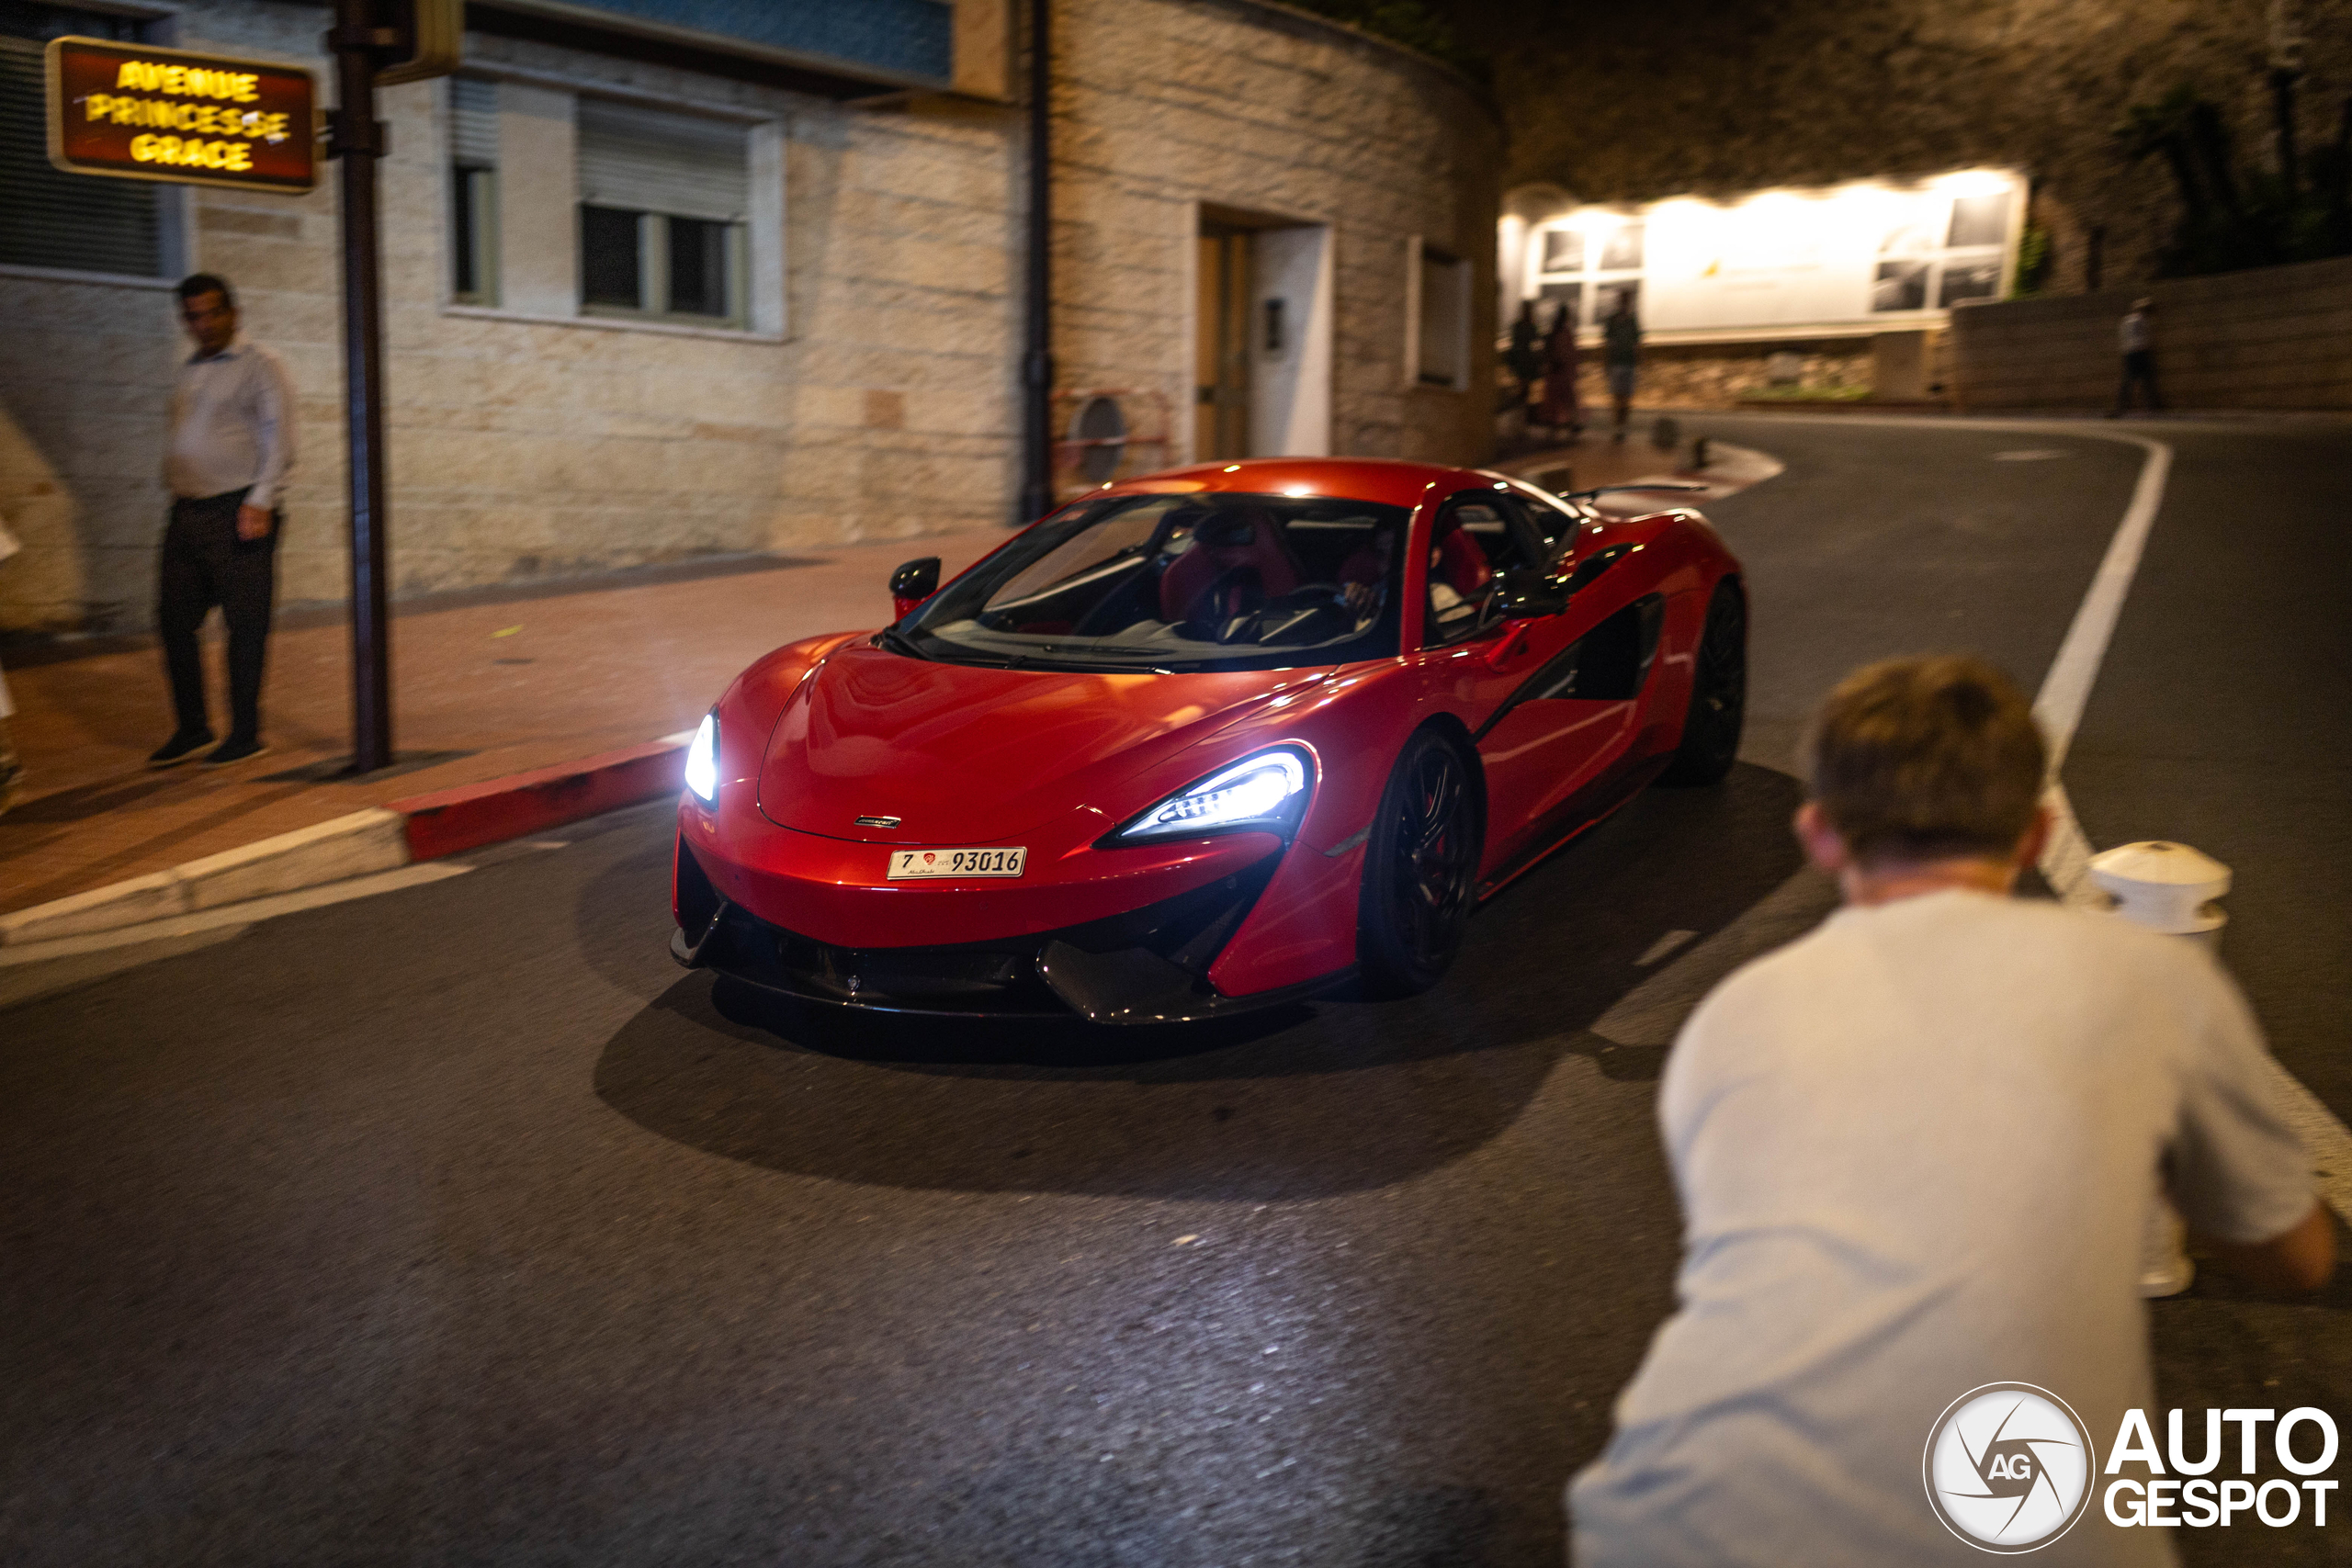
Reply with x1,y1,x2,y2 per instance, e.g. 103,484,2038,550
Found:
1358,728,1483,996
1657,580,1746,786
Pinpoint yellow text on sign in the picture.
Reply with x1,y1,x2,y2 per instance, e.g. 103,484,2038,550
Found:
112,60,259,102
129,133,253,171
86,95,289,140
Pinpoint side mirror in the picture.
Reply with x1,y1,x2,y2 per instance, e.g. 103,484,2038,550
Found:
889,556,941,621
1491,568,1566,621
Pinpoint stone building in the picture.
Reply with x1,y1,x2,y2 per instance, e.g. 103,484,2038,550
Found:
0,0,1498,635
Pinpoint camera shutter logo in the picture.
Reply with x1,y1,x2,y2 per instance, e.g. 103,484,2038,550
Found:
1923,1383,2094,1552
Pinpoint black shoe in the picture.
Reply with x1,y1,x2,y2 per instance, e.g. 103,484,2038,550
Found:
148,728,215,768
202,735,271,768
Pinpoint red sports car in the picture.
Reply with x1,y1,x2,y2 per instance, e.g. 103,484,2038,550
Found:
671,457,1744,1024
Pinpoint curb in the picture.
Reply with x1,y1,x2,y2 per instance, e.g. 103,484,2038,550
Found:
0,733,691,949
1496,437,1784,511
392,737,690,861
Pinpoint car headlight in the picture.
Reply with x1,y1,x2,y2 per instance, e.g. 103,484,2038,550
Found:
1104,747,1312,845
684,711,719,805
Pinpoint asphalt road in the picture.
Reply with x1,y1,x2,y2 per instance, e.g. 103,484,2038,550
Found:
3,415,2346,1566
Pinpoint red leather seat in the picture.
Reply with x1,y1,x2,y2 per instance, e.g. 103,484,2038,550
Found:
1431,515,1494,595
1159,510,1300,623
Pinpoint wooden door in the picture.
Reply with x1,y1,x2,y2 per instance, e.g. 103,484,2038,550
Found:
1195,230,1250,460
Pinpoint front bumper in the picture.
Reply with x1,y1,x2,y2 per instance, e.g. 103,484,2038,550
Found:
672,836,1344,1024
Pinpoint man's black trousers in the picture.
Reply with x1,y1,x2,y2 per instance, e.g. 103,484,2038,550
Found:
158,488,277,743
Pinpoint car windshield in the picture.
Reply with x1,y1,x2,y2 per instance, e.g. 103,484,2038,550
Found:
896,492,1411,672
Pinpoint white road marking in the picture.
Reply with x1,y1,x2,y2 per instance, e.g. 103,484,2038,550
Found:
0,861,474,1011
2020,430,2352,1224
1633,930,1698,967
2029,434,2171,777
0,861,472,970
0,927,249,1011
1591,877,1834,1048
1588,416,2352,1223
1990,448,2068,461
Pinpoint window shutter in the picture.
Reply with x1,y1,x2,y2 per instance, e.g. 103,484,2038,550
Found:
450,76,498,168
0,36,161,276
576,97,747,222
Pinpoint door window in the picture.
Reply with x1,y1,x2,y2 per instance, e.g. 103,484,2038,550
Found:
1515,491,1581,558
1424,494,1537,647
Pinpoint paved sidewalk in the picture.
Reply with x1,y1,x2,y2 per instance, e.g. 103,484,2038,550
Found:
0,429,1714,919
0,530,1006,916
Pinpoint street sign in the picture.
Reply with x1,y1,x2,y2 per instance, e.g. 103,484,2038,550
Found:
45,36,316,192
373,0,464,86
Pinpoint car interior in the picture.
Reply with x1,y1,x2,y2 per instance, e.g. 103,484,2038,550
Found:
925,494,1414,665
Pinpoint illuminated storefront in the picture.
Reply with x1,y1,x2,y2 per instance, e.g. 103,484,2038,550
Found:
1500,169,2027,345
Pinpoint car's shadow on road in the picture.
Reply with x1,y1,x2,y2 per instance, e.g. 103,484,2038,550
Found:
592,761,1808,1198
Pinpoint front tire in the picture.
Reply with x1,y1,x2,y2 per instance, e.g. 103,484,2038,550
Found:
1657,581,1746,786
1357,729,1483,997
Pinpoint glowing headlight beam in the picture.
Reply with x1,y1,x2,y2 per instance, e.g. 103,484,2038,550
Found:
684,711,719,804
1113,750,1309,843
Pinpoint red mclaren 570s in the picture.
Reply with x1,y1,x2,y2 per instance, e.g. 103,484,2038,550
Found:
671,457,1745,1024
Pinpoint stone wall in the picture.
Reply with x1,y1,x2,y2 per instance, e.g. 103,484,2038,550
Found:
1057,0,1499,469
1477,0,2352,299
1501,340,1876,416
1949,254,2352,410
1611,341,1874,411
0,0,1497,635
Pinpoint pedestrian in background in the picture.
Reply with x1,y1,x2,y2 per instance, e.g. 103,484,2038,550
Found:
152,274,296,769
1536,300,1583,437
2109,296,2160,416
1568,654,2330,1567
0,507,20,816
1603,288,1642,439
1506,299,1543,412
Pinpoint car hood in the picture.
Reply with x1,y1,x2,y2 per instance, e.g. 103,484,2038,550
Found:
759,644,1327,843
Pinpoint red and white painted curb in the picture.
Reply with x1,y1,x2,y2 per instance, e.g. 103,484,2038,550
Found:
0,730,694,949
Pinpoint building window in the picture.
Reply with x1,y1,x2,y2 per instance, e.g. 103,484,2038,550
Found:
1874,190,2012,312
1540,228,1583,273
1530,216,1641,331
448,77,498,304
0,5,162,276
576,97,747,327
1416,243,1468,389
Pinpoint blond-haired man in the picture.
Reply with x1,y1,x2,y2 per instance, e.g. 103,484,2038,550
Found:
1569,655,2329,1566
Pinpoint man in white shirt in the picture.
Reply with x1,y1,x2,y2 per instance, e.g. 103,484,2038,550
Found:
152,273,297,769
1569,655,2330,1566
2109,297,2160,417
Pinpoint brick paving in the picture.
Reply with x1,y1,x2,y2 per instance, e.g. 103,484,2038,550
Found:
0,433,1688,918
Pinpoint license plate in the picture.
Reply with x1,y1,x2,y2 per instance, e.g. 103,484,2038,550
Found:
887,847,1027,880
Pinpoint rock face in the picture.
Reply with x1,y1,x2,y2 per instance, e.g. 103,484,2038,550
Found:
1486,0,2352,296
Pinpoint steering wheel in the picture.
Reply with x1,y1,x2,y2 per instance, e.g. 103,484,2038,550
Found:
1216,584,1365,645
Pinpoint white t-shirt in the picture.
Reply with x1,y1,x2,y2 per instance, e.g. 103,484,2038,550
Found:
2120,311,2153,354
1569,890,2312,1567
